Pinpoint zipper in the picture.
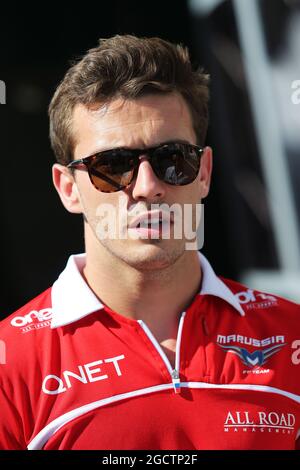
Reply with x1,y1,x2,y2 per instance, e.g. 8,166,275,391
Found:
138,311,186,394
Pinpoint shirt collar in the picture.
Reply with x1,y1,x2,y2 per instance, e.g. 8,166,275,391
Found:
198,252,245,316
51,252,244,328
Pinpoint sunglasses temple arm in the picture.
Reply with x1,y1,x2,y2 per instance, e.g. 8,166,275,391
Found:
90,168,123,190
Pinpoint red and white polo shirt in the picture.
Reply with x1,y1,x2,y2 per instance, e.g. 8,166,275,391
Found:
0,252,299,450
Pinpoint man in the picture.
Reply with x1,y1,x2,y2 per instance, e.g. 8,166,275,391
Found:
0,35,299,450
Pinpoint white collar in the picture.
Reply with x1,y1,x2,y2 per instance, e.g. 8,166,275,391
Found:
51,252,244,328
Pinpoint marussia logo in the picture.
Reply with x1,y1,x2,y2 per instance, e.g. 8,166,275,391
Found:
219,344,286,368
217,335,286,369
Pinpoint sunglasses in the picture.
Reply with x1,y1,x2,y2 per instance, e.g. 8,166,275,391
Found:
67,141,204,193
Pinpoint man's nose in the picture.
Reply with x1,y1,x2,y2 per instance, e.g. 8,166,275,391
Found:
131,157,166,201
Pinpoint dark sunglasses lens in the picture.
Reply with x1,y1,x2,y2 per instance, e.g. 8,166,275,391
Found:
89,150,136,193
153,144,201,185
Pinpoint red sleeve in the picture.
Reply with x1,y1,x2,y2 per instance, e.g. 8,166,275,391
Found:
0,370,26,450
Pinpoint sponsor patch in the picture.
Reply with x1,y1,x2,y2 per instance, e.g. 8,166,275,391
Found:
235,289,278,310
11,308,53,333
217,334,286,372
224,410,295,435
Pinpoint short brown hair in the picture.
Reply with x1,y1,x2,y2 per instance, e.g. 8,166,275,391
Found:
48,35,209,165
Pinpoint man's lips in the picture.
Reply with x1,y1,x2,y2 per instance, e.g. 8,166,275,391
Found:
128,211,174,229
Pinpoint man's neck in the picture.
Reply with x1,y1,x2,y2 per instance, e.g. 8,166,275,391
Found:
82,241,202,344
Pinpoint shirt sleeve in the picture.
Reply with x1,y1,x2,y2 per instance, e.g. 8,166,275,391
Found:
0,374,26,450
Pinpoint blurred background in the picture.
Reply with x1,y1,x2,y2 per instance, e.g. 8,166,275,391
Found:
0,0,299,319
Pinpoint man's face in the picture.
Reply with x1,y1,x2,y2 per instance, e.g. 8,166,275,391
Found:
70,92,212,270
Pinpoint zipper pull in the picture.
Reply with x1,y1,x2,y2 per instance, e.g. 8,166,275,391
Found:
172,369,181,394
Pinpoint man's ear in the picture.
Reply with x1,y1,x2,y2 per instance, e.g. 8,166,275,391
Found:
199,146,213,199
52,163,83,214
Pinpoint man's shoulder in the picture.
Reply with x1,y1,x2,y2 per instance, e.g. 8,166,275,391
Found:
221,275,300,319
0,287,56,433
0,287,53,340
0,287,54,384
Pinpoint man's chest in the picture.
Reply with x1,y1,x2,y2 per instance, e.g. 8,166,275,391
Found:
30,317,300,450
41,387,299,450
160,338,177,369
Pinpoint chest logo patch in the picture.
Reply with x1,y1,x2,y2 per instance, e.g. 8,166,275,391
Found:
219,343,286,368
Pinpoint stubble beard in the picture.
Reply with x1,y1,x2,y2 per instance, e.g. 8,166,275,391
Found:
85,209,186,280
